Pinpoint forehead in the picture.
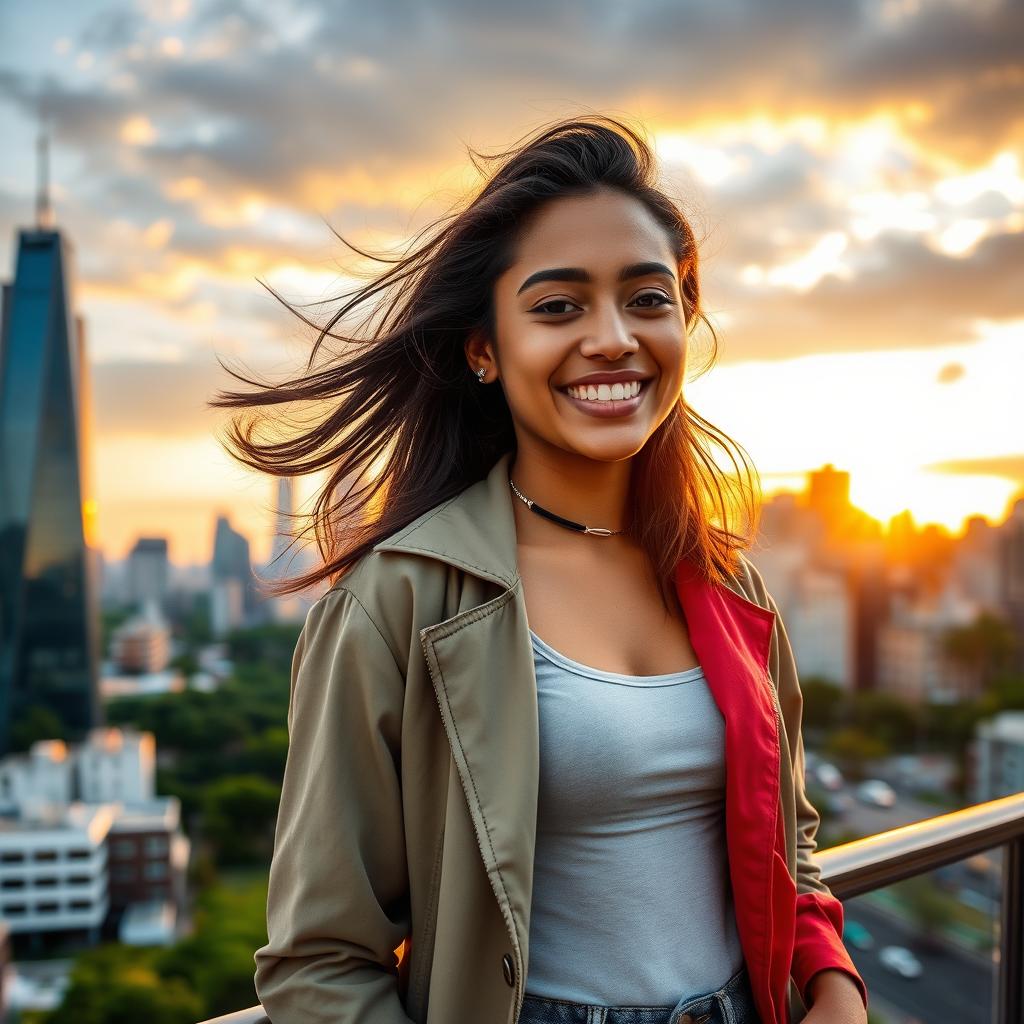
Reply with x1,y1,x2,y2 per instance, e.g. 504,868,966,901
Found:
510,189,676,271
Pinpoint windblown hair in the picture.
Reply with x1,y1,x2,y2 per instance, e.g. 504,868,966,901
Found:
209,113,761,611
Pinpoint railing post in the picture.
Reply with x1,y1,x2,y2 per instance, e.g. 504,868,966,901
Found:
997,836,1023,1024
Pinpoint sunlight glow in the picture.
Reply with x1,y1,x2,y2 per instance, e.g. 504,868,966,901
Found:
120,116,156,145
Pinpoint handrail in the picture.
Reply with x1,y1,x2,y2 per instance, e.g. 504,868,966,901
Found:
197,791,1024,1024
817,790,1024,899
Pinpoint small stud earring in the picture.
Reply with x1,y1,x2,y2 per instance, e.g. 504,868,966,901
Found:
475,366,487,383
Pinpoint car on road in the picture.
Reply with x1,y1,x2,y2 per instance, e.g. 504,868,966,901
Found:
856,778,897,808
842,919,874,950
813,761,845,791
879,945,923,979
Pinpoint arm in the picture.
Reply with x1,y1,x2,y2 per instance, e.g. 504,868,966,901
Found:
765,587,869,1016
254,587,415,1024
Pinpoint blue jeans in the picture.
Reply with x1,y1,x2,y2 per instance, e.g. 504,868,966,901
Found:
517,963,761,1024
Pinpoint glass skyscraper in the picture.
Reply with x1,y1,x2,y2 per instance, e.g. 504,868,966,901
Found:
0,226,102,754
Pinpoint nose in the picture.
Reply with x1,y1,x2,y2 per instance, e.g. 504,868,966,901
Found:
579,300,640,359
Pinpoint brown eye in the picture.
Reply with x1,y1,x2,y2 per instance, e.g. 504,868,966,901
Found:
530,299,581,315
631,291,673,308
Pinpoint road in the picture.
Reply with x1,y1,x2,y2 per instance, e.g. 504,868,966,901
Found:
843,899,995,1024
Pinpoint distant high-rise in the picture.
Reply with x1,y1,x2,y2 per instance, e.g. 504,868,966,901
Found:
0,135,102,752
128,537,170,614
211,513,255,635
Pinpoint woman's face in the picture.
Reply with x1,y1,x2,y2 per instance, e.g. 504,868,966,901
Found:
475,187,688,464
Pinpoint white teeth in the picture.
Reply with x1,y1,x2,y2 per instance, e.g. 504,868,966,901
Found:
566,379,642,401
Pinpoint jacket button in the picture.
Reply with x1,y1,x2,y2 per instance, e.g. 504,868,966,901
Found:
501,953,515,987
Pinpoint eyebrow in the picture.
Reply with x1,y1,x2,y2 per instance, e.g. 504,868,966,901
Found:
516,261,676,296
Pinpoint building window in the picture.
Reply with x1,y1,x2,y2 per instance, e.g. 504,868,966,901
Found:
111,866,135,883
36,902,59,913
144,836,169,856
111,840,135,859
69,900,91,911
2,904,26,915
67,849,90,860
1,879,25,889
0,852,24,864
143,862,168,881
68,875,91,886
32,850,57,862
34,877,58,888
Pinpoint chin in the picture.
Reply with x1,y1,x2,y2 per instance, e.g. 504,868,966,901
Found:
559,433,650,463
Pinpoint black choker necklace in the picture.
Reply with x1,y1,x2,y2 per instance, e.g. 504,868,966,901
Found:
509,478,625,537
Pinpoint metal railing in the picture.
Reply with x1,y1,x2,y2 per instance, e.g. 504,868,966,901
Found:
198,791,1024,1024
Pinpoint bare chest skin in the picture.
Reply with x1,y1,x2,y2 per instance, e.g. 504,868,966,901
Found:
516,537,701,676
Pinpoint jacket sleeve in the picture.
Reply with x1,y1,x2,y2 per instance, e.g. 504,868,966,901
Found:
766,587,869,1014
254,587,415,1024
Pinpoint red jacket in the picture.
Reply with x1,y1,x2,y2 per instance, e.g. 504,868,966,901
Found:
675,556,868,1023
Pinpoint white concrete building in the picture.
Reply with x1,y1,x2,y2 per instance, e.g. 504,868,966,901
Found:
119,898,178,947
971,711,1024,803
99,668,186,699
0,803,113,937
0,742,73,817
76,728,155,805
0,728,155,818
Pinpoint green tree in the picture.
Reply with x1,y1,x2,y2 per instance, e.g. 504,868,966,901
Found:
944,612,1019,689
201,775,281,865
9,704,66,752
800,678,845,736
894,874,955,952
848,690,919,750
824,727,888,781
44,944,203,1024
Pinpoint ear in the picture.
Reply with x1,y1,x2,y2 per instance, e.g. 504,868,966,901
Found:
464,328,497,379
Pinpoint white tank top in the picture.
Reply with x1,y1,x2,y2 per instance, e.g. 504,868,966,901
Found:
523,628,744,1005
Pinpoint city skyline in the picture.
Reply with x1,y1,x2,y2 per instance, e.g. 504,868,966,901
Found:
1,0,1021,563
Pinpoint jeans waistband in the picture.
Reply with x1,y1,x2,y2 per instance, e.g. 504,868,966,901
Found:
517,962,759,1024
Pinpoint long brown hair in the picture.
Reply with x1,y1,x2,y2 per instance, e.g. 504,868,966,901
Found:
209,114,761,610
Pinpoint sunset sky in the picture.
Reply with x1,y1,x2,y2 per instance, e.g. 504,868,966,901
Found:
1,0,1021,565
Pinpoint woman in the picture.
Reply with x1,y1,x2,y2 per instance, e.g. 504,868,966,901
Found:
213,116,868,1024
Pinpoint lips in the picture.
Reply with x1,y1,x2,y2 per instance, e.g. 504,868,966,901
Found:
560,371,653,388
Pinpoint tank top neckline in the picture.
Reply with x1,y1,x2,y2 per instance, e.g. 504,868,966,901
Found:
529,628,705,687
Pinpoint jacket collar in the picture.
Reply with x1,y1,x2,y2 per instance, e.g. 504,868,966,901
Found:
376,449,521,590
376,449,766,612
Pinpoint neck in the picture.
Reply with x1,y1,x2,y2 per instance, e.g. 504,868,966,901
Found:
508,446,633,544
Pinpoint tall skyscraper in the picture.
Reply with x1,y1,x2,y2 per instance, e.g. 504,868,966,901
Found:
0,133,102,753
128,537,170,615
210,513,256,635
264,477,303,622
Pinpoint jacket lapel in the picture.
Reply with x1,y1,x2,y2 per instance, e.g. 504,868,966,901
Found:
675,558,792,1024
378,452,790,1024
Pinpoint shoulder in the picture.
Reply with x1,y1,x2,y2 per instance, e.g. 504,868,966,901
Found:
308,497,464,667
728,548,773,611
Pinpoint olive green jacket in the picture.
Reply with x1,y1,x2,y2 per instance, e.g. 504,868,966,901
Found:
253,450,868,1024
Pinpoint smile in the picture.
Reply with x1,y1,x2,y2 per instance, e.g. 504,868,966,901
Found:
555,378,652,419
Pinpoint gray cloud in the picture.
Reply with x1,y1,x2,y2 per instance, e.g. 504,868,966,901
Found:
709,227,1024,361
0,0,1021,369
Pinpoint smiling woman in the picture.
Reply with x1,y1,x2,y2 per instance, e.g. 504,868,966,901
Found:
208,115,759,610
207,114,868,1024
